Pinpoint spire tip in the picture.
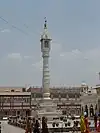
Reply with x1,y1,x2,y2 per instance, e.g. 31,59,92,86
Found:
44,17,47,29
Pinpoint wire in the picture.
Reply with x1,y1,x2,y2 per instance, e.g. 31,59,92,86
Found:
0,16,29,35
11,24,28,35
0,16,57,43
0,16,8,24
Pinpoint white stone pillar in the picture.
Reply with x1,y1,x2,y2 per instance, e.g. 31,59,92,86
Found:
40,19,52,99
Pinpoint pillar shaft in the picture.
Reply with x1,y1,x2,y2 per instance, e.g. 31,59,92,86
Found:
42,55,50,98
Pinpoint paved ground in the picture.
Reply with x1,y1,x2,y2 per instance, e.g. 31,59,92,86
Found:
0,120,96,133
1,121,25,133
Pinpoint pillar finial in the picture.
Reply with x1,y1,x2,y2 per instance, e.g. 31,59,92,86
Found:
44,17,47,29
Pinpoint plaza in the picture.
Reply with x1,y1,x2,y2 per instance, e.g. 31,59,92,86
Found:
1,121,24,133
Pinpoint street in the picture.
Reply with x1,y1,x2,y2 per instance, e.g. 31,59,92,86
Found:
1,121,25,133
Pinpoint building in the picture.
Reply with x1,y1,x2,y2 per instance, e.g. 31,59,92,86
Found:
0,87,31,117
28,86,81,98
0,86,26,92
92,85,100,111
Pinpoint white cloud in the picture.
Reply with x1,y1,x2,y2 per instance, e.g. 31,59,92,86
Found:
23,55,34,59
22,43,100,86
59,49,82,60
1,29,10,33
85,47,100,60
0,44,100,86
7,53,34,61
7,53,22,61
50,43,100,86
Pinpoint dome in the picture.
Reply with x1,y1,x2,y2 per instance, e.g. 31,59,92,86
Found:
81,82,87,87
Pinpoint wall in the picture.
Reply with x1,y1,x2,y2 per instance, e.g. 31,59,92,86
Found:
0,86,24,92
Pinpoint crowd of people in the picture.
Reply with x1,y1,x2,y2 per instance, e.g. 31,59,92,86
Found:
25,116,49,133
25,111,100,133
80,112,100,133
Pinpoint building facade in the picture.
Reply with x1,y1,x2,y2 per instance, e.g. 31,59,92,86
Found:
0,86,25,92
93,85,100,111
28,86,81,99
0,87,31,117
57,103,81,115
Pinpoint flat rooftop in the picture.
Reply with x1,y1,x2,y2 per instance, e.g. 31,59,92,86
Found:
0,92,31,96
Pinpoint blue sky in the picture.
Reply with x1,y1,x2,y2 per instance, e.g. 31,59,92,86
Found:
0,0,100,87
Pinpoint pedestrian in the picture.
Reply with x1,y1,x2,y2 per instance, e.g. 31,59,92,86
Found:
34,120,40,133
32,118,35,133
72,121,78,133
0,122,1,133
80,114,86,133
84,113,90,133
42,117,49,133
94,113,97,131
25,118,31,133
25,128,28,133
97,117,100,132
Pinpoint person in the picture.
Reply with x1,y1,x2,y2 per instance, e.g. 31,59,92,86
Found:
84,113,90,133
80,114,86,133
94,113,97,131
42,117,49,133
25,118,28,133
34,120,40,133
85,105,88,117
25,118,31,133
72,121,78,133
25,128,28,133
97,117,100,132
32,118,35,133
0,122,1,133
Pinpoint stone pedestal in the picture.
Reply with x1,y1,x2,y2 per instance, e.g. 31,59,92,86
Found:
37,98,62,121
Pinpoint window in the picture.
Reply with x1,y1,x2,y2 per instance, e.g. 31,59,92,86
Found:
17,111,20,115
22,88,26,92
44,41,49,48
11,89,14,92
5,111,7,115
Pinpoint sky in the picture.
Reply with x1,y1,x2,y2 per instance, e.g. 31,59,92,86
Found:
0,0,100,87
